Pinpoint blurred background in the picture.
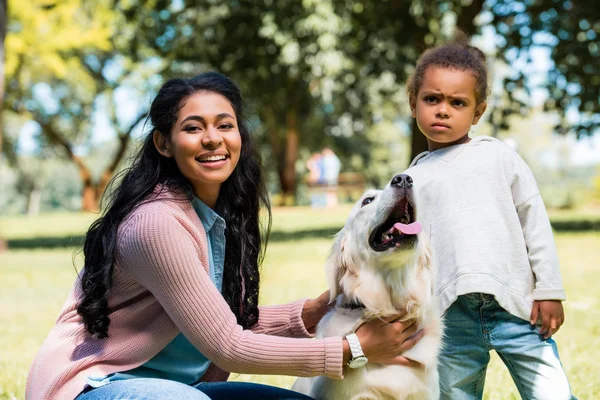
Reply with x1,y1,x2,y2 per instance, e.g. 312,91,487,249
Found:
0,1,599,399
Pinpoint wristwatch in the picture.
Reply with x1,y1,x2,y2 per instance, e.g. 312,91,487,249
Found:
345,333,368,368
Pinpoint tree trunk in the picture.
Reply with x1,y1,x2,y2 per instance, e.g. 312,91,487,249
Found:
278,107,299,204
0,0,7,251
0,0,6,155
87,114,143,211
77,161,99,212
82,181,99,212
456,0,484,35
26,187,41,216
409,119,429,163
94,136,129,205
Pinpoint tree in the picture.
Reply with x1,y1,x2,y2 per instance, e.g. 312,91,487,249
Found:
333,0,600,161
328,0,486,162
0,0,6,153
0,0,6,249
489,0,600,137
119,0,359,203
6,0,596,212
4,0,156,211
126,0,498,192
126,0,599,196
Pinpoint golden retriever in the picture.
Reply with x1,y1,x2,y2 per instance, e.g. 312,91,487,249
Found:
293,174,443,400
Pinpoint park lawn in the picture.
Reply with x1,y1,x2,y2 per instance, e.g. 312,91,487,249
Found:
1,207,599,399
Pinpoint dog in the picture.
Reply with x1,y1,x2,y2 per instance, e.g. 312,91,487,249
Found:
292,173,443,400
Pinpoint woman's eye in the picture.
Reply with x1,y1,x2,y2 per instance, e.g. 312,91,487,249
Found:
219,124,234,130
361,197,374,207
184,125,201,132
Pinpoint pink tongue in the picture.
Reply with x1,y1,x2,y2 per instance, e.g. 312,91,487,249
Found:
392,222,422,235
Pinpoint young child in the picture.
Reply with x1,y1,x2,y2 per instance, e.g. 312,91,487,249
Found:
403,39,576,399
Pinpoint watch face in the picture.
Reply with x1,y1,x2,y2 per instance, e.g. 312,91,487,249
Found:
349,356,368,369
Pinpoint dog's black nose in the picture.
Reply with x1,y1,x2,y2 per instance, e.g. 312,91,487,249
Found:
391,174,413,188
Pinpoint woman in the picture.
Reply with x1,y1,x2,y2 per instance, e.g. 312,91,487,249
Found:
26,72,422,400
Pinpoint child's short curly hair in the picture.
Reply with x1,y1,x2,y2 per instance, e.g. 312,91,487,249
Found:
407,35,489,105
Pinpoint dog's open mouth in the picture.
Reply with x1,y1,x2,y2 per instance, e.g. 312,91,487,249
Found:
368,197,421,252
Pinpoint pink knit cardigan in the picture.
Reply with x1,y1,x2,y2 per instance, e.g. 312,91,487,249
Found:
26,188,343,400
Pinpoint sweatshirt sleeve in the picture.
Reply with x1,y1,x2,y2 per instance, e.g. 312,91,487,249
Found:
506,150,566,301
117,212,343,379
253,299,315,338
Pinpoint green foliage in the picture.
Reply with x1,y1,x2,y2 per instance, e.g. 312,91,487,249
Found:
0,138,135,214
122,0,362,194
4,0,115,138
490,0,600,137
5,0,113,80
3,0,160,211
2,0,599,209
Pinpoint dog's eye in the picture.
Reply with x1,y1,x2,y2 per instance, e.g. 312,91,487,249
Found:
361,196,374,207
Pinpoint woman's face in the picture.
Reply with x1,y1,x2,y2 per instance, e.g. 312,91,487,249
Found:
156,91,242,207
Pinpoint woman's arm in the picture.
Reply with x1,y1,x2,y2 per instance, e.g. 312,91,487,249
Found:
118,212,344,379
251,290,330,338
251,299,311,337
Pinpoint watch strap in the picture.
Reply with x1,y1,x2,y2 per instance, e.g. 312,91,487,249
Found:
346,333,365,359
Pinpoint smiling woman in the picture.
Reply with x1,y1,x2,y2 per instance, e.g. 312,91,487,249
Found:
25,72,423,400
153,92,242,208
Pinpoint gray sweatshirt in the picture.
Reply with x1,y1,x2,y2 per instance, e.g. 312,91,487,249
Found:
404,136,566,321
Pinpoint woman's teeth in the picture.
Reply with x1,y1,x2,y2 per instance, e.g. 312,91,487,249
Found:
198,155,226,162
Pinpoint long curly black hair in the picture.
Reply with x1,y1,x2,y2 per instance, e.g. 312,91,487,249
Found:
77,72,271,338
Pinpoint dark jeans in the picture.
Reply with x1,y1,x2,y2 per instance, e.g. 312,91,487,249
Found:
76,378,315,400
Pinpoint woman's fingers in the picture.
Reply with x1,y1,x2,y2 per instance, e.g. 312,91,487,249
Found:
398,328,425,353
395,319,418,336
381,312,408,324
355,314,427,365
390,355,425,368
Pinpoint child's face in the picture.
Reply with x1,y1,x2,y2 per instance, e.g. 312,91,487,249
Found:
411,66,486,151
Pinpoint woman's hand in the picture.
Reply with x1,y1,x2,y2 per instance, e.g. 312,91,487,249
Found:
352,313,424,366
301,290,332,332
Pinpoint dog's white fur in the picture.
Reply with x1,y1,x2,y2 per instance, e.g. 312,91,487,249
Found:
292,177,443,400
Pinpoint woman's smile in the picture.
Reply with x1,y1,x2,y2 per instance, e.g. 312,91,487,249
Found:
196,152,230,168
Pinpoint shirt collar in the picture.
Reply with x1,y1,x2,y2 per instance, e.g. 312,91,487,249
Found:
192,197,224,232
425,135,496,163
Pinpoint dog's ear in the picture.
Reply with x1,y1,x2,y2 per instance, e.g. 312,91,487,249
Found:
325,230,351,302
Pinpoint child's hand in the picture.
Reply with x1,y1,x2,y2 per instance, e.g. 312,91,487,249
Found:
530,300,565,339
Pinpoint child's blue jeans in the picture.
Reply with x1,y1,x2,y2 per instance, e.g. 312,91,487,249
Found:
439,293,575,400
76,378,315,400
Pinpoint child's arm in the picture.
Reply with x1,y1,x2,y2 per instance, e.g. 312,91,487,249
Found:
514,192,565,300
505,147,567,336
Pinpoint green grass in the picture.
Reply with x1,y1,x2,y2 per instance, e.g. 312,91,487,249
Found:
1,208,599,399
0,212,98,240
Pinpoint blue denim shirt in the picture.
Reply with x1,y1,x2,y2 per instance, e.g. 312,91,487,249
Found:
87,197,226,387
